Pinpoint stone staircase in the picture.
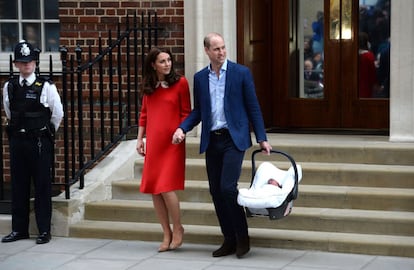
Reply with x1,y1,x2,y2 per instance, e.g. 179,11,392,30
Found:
69,133,414,257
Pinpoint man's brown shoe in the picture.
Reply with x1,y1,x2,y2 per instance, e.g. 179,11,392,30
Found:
36,232,51,244
212,241,236,257
1,231,29,243
236,237,250,258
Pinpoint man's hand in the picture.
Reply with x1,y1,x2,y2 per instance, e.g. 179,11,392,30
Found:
259,141,272,155
172,128,186,144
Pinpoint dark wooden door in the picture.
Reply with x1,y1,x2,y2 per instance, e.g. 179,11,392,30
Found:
237,0,274,126
237,0,389,132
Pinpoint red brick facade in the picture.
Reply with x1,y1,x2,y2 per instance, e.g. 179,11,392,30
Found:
59,0,185,71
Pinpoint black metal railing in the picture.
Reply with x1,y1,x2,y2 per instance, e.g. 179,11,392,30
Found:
0,12,160,212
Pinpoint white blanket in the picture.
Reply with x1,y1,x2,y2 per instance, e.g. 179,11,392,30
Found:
237,162,302,209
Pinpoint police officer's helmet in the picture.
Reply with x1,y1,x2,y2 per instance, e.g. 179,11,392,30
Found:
14,40,35,63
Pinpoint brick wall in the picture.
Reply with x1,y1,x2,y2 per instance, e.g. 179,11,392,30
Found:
59,0,185,73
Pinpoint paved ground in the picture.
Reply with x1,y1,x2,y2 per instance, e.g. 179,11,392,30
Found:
0,236,413,270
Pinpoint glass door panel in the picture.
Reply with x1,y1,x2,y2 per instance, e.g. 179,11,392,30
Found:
289,0,325,99
358,0,390,98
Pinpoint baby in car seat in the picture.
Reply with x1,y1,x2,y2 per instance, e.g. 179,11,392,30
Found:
237,161,302,209
268,178,281,188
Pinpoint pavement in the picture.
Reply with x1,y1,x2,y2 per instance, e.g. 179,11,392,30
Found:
0,236,414,270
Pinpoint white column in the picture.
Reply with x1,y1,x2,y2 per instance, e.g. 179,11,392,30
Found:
389,0,414,142
184,0,237,136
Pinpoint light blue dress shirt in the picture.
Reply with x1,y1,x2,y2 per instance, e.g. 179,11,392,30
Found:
208,59,228,131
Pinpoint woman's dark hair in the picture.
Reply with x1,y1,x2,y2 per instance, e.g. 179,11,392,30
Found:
359,32,370,50
142,47,181,95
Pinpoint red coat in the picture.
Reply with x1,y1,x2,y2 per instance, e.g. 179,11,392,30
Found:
359,50,378,98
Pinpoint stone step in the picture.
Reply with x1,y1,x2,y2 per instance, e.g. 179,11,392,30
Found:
69,220,414,257
68,134,414,258
83,200,414,236
134,159,414,188
292,184,414,211
112,179,414,211
184,134,414,166
0,214,11,235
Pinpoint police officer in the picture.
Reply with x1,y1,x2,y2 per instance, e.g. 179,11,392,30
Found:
1,40,63,244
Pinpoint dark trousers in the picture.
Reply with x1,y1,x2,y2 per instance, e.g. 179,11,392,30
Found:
206,130,248,243
9,135,53,234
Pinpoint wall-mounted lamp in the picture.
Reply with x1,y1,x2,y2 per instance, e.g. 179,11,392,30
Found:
330,0,352,40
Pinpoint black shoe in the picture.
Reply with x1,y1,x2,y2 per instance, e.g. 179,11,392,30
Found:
236,236,250,258
212,241,236,257
1,231,30,243
36,232,51,244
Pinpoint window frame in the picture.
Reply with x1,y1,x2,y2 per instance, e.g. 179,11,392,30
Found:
0,0,61,72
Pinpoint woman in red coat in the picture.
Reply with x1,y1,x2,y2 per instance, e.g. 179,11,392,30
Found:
359,32,379,98
136,47,191,252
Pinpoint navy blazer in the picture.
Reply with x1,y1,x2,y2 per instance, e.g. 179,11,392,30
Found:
180,60,267,153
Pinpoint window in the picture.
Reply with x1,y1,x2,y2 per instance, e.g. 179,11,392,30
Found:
0,0,59,52
0,0,60,71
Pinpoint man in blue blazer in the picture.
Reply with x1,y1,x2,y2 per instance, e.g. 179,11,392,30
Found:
173,32,272,258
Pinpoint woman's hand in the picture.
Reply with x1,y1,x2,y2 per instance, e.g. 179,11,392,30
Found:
136,138,145,156
172,128,186,144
